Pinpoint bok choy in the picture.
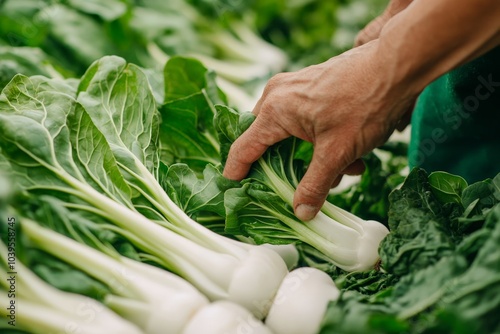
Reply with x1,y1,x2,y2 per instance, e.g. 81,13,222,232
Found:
0,241,143,334
19,217,209,334
215,106,389,272
0,67,287,319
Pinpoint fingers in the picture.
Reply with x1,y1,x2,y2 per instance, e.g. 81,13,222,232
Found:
223,115,289,181
293,143,354,221
354,30,370,48
328,159,365,189
354,15,386,47
342,159,366,175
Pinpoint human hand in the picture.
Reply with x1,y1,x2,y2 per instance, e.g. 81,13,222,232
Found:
223,42,418,221
354,0,413,47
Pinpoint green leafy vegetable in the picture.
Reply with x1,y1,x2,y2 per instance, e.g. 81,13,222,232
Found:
429,171,468,204
0,66,288,320
216,105,389,272
159,57,224,172
320,170,500,334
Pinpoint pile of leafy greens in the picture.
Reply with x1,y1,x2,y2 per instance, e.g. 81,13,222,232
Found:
0,0,387,109
0,0,289,110
320,169,500,333
0,47,498,332
0,55,289,333
161,60,500,331
164,62,498,331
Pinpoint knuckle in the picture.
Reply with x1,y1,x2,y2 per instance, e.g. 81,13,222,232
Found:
354,30,367,46
265,73,287,92
299,179,329,201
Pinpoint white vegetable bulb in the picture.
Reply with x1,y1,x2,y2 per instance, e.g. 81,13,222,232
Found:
227,245,288,318
355,220,390,271
0,294,143,334
145,292,209,334
265,267,340,334
183,301,273,334
262,243,299,270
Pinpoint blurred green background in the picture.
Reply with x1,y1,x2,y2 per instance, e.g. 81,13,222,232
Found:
0,0,387,93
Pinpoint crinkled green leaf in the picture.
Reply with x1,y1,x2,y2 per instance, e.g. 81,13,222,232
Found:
380,169,453,276
321,174,500,334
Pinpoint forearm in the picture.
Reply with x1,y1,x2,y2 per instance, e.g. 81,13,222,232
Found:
377,0,500,94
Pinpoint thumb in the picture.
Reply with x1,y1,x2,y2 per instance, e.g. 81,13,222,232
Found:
293,146,350,221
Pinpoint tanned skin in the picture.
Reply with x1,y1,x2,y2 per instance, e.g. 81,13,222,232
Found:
223,0,500,221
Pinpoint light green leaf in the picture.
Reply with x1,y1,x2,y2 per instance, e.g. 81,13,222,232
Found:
0,47,60,90
67,0,127,21
77,56,160,182
428,171,468,204
0,74,131,205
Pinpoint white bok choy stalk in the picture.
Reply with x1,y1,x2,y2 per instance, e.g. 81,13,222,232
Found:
265,267,340,334
216,106,390,272
184,301,273,334
0,72,287,319
235,235,300,270
75,57,289,316
20,219,209,334
0,242,143,334
204,21,288,73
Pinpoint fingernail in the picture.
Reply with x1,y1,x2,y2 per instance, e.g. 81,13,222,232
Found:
295,204,318,221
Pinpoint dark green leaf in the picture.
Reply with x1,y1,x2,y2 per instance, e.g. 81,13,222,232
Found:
380,169,453,276
164,56,225,104
160,93,220,171
461,179,496,213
